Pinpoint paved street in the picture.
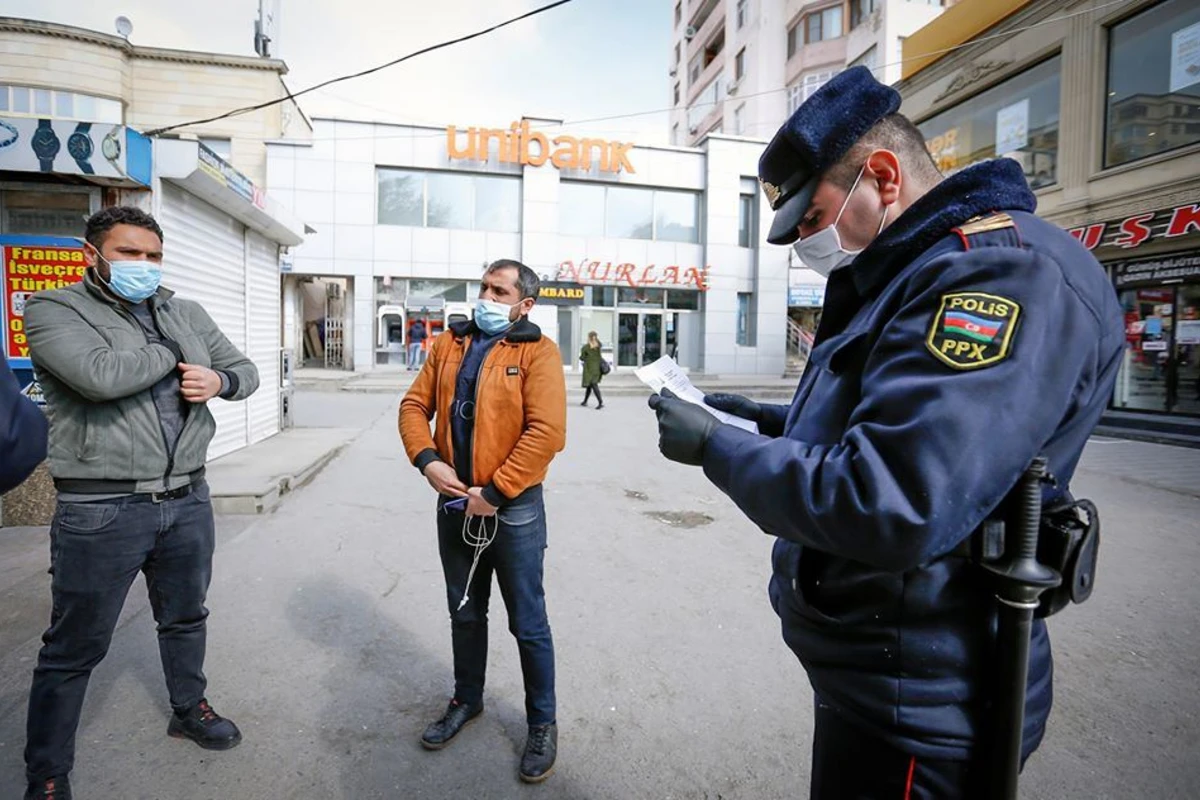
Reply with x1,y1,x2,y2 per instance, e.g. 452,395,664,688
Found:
2,391,1199,799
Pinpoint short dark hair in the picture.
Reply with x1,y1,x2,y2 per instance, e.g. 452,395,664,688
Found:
85,206,164,250
485,259,540,301
824,113,942,191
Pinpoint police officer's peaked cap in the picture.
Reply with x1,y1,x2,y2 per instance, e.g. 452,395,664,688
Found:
758,66,901,246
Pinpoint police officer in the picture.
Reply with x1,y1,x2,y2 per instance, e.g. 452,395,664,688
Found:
648,67,1124,797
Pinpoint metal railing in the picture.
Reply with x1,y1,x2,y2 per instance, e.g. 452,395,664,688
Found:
787,318,814,361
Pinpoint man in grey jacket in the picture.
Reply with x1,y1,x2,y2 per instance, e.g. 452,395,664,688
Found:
21,206,259,800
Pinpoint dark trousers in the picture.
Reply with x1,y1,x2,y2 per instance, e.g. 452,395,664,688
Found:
25,485,216,782
582,383,603,406
436,486,555,726
810,698,983,799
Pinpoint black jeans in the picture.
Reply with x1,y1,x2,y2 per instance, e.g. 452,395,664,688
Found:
810,697,984,799
436,485,555,726
25,484,216,782
582,383,603,406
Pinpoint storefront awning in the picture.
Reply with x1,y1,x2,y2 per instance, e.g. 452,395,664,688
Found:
155,139,305,247
0,116,152,187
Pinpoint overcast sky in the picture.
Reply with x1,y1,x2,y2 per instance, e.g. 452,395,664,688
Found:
3,0,674,142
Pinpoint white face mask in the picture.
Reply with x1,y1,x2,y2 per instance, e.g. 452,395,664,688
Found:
792,164,889,278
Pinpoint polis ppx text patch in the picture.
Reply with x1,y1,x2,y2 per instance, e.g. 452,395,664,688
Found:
925,291,1021,370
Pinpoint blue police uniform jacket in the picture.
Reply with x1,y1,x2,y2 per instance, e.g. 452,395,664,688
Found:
702,159,1124,761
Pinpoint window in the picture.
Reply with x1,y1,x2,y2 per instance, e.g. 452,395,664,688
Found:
0,85,122,123
738,191,756,247
200,137,232,159
787,83,803,115
377,169,520,231
689,53,703,84
675,2,682,25
787,22,801,59
851,0,877,29
1106,0,1200,167
688,72,726,130
675,42,681,64
917,55,1062,190
849,45,878,72
1,188,95,237
737,292,757,346
674,82,681,105
734,103,745,135
735,48,746,81
908,0,945,5
559,183,700,242
791,70,836,114
737,0,747,29
672,122,681,145
806,6,843,43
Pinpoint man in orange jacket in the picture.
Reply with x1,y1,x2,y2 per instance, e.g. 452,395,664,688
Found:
399,259,566,783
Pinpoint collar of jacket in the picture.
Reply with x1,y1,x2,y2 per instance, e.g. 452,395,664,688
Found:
82,267,176,308
450,316,543,343
847,158,1037,298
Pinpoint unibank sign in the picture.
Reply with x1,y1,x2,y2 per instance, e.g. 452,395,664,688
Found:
446,120,636,174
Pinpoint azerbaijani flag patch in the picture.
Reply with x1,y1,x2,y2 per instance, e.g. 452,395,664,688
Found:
925,291,1021,370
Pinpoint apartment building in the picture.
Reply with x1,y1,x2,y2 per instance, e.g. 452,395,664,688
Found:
667,0,954,318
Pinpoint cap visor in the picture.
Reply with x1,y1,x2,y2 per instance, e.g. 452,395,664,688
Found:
766,178,818,246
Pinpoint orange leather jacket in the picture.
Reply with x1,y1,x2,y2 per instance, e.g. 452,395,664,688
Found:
399,317,567,505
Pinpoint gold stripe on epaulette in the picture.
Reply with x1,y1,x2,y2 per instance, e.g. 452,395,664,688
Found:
956,213,1015,236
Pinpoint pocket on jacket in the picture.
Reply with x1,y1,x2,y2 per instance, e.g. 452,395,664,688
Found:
57,501,120,533
773,541,841,626
77,409,100,462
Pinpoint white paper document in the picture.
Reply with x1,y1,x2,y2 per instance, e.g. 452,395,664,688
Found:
635,356,759,434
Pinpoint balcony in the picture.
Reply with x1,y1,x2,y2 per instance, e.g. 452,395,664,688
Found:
685,0,726,64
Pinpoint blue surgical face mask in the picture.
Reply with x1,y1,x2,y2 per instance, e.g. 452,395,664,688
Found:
474,299,515,335
98,254,162,303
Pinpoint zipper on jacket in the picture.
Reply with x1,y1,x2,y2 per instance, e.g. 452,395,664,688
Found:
124,302,182,486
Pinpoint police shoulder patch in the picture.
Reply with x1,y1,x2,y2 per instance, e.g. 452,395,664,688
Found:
925,291,1021,370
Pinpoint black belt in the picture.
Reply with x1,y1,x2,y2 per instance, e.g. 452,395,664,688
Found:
55,467,206,501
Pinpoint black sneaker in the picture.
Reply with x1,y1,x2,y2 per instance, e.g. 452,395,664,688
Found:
519,722,557,783
24,775,71,800
167,698,243,751
421,699,483,750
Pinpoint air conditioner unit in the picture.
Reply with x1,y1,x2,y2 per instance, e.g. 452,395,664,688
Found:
688,125,699,135
727,80,739,95
684,25,697,40
669,67,678,77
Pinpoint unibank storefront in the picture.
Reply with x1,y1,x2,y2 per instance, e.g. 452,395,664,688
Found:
266,116,789,376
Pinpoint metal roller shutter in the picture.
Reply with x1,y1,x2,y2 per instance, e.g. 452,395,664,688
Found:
159,183,248,460
246,230,280,444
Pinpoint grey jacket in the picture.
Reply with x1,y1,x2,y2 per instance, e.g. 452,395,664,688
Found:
25,270,259,492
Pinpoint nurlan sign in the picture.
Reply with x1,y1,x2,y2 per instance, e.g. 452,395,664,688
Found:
926,291,1021,370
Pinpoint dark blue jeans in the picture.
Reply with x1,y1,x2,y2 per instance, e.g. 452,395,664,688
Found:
25,483,216,782
436,485,555,726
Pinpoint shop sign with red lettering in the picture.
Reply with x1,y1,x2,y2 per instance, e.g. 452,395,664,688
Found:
555,259,710,291
1067,202,1200,253
3,236,88,366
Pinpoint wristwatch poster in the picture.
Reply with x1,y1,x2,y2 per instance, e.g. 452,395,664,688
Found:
31,119,60,172
68,122,95,174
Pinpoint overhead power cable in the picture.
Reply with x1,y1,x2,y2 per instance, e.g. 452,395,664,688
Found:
143,0,576,137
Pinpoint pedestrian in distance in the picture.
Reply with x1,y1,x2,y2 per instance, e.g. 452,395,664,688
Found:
407,317,428,371
579,330,607,409
21,206,260,800
648,67,1124,798
399,258,567,783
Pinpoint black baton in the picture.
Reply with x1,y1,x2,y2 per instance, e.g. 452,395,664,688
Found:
982,457,1061,800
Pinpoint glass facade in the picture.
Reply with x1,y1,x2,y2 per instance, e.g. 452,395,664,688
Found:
377,169,520,231
918,56,1061,190
1106,0,1200,167
559,183,701,243
1113,256,1200,415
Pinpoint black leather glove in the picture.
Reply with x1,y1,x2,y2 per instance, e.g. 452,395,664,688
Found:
648,388,720,466
704,393,761,422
